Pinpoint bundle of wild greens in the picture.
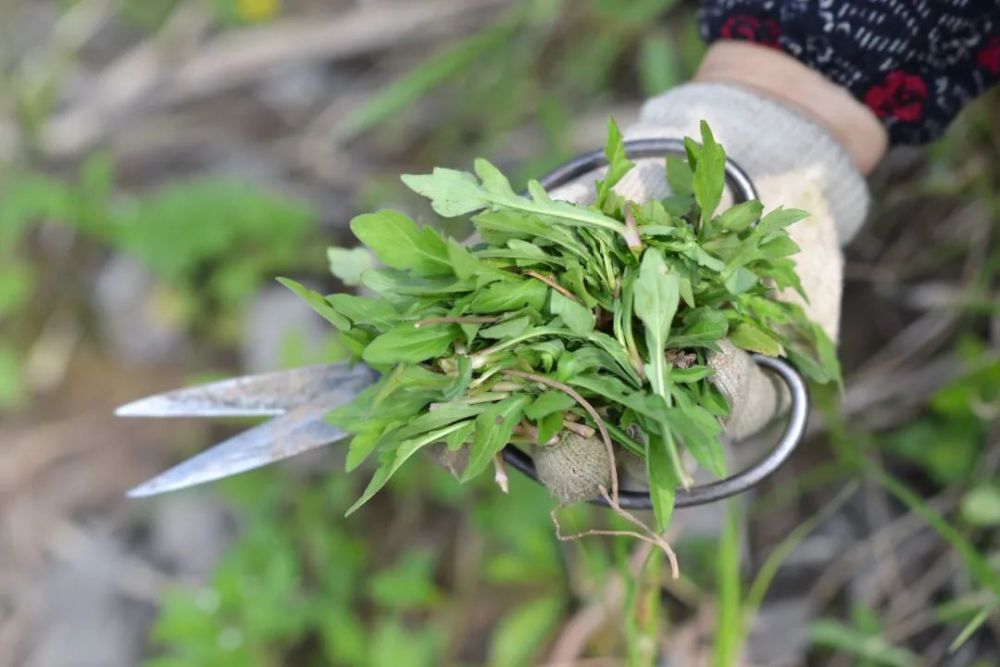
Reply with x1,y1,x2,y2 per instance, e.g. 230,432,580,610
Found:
282,120,839,542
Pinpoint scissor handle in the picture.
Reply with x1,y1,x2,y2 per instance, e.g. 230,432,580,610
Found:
499,140,809,508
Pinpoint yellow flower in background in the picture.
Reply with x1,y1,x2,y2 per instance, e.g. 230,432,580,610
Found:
237,0,280,22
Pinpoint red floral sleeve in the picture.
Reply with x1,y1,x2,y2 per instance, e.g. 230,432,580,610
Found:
699,1,1000,145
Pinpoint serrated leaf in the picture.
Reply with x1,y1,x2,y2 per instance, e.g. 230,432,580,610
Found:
692,120,726,225
442,355,473,401
759,235,800,259
401,168,490,217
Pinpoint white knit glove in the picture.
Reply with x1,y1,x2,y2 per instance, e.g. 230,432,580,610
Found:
551,82,869,443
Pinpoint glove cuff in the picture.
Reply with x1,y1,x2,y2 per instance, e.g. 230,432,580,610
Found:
632,82,869,244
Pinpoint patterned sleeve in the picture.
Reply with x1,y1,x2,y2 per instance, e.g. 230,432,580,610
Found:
699,1,1000,144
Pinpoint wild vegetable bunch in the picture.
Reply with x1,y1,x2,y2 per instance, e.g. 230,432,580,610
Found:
282,120,839,538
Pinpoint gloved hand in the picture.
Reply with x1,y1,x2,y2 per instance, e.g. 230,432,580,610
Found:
549,80,870,445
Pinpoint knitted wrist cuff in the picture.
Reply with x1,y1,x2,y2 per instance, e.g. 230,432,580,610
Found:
630,82,869,244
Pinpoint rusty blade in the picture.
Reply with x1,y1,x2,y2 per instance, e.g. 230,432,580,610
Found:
115,363,375,418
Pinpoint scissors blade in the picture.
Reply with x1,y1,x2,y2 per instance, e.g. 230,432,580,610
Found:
126,386,368,498
115,363,375,418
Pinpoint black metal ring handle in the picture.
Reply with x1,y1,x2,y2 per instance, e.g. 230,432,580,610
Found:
499,139,808,508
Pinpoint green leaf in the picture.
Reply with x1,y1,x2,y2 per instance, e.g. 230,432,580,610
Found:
549,291,595,336
347,420,472,515
277,277,349,330
730,321,783,356
361,269,473,298
723,267,757,294
758,206,809,236
401,167,489,217
462,395,530,481
633,249,680,396
327,246,374,285
350,210,451,276
327,293,398,328
442,356,472,400
666,155,693,197
403,161,626,236
346,427,384,472
595,118,635,207
446,238,481,280
692,120,726,224
362,323,456,365
714,200,762,232
525,391,577,420
503,239,553,261
479,316,532,339
646,431,678,531
669,308,729,348
665,396,724,477
469,279,547,313
536,411,563,445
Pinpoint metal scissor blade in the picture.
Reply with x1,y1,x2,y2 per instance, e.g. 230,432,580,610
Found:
126,391,362,497
115,363,375,418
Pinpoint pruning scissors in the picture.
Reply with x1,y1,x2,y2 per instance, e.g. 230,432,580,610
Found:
118,140,810,509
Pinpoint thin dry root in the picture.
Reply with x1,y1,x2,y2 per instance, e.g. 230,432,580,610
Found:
501,372,676,576
549,486,680,580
